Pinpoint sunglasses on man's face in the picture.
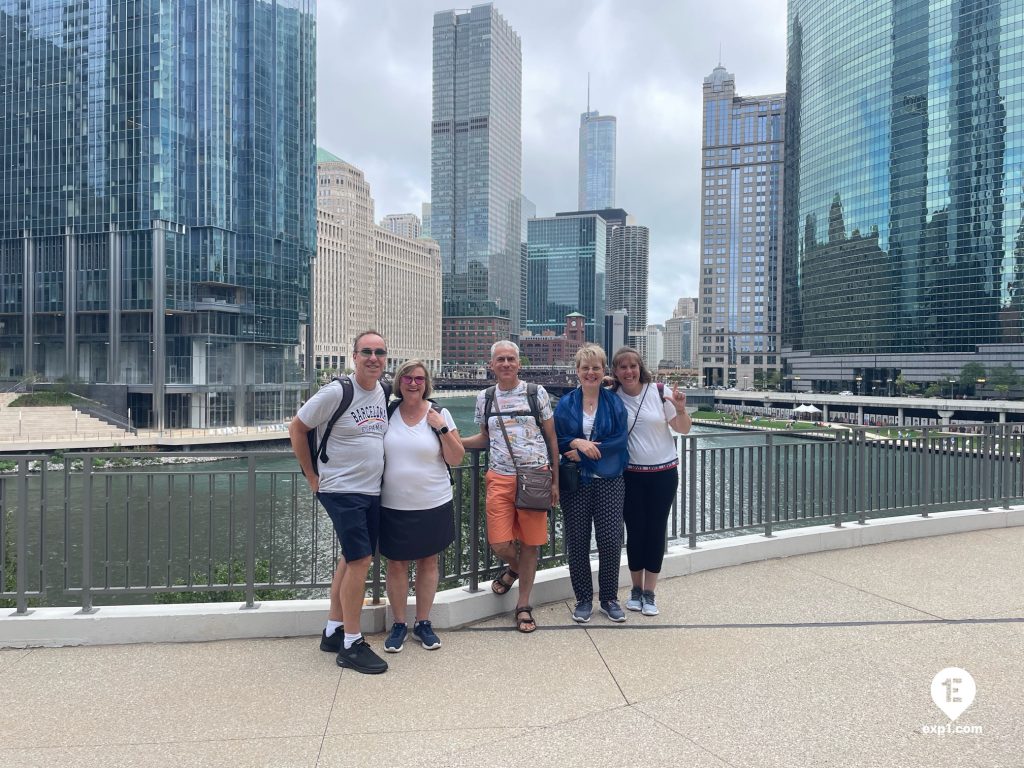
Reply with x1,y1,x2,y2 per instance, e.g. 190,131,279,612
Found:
358,348,388,358
401,375,426,384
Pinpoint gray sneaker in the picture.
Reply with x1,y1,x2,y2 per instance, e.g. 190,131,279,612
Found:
625,586,643,612
600,599,626,623
641,590,659,616
572,601,593,623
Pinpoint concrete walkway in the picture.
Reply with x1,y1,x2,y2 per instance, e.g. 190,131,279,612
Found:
2,528,1022,767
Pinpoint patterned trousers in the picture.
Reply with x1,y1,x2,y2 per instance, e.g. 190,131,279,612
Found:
561,475,625,603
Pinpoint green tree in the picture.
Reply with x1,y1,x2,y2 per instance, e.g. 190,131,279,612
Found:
959,362,986,394
894,373,907,395
519,354,531,367
988,364,1019,397
924,382,942,398
904,381,920,396
766,370,782,390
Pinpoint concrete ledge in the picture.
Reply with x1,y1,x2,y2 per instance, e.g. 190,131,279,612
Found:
3,505,1022,648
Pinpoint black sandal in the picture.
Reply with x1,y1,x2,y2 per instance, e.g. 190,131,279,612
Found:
515,605,536,633
491,566,519,595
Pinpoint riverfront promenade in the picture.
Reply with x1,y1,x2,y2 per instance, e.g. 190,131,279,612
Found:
2,526,1021,767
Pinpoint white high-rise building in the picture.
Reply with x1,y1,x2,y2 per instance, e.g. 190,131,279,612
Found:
312,150,441,374
381,213,422,240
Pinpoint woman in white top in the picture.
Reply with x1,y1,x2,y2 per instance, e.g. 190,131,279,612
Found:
612,346,692,616
379,360,464,653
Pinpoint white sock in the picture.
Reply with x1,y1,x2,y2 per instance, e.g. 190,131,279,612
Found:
325,619,343,637
343,632,362,650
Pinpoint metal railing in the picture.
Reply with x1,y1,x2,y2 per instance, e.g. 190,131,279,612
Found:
68,396,138,436
2,424,1021,614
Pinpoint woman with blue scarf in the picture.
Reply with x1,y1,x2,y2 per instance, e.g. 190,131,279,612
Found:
554,344,630,624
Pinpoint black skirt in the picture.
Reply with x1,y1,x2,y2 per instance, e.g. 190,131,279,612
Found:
379,499,456,561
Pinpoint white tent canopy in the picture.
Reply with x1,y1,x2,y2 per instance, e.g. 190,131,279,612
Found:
793,404,822,414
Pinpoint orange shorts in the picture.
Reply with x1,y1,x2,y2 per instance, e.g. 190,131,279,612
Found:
485,470,550,546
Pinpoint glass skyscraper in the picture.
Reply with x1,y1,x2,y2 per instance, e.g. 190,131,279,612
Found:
578,111,616,210
431,3,523,359
526,214,606,344
0,0,316,428
783,0,1024,392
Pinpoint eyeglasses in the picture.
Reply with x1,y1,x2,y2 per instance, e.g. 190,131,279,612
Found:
357,348,388,358
401,375,426,384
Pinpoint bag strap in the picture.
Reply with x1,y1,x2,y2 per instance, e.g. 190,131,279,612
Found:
490,394,522,473
490,387,553,469
626,383,651,439
317,376,355,464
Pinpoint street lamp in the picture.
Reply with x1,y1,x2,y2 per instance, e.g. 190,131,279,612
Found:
976,377,986,398
854,375,862,395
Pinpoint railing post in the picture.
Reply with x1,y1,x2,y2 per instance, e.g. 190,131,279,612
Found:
980,427,991,512
242,453,258,609
1001,423,1011,510
466,450,482,593
763,433,774,538
920,427,931,517
79,457,96,614
838,430,852,528
14,459,31,615
687,434,698,549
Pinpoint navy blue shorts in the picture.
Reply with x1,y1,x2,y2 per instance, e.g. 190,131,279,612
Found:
317,492,380,563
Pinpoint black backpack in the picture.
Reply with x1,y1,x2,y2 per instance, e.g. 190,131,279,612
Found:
305,375,392,476
482,382,543,427
386,397,454,484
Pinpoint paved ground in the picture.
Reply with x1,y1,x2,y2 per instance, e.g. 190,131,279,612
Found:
2,527,1022,768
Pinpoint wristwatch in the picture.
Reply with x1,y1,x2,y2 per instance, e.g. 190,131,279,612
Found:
434,425,449,435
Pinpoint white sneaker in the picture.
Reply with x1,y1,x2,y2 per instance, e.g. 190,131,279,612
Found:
641,590,659,616
625,586,643,612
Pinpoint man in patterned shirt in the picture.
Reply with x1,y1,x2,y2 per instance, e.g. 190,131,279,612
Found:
462,341,559,633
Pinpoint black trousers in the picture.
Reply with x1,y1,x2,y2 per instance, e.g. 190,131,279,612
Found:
622,467,678,574
561,475,625,603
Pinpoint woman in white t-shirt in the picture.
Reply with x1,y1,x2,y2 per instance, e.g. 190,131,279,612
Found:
379,361,464,653
612,346,692,617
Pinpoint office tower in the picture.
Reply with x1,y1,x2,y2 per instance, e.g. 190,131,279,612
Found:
699,65,784,389
526,214,606,344
313,152,441,375
0,1,316,429
432,4,523,364
520,194,536,341
317,152,376,345
674,297,698,319
421,203,432,239
381,214,422,240
784,1,1024,392
644,324,665,370
604,309,629,360
579,110,617,210
607,224,650,355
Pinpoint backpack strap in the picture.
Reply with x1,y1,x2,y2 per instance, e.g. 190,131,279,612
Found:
316,376,355,465
656,382,666,403
483,385,497,426
484,383,543,428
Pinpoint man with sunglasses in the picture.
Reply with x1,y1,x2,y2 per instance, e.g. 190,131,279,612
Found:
289,330,391,674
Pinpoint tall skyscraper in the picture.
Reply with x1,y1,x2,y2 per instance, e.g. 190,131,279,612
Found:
526,214,606,344
784,1,1024,392
607,224,650,355
579,109,617,210
432,4,523,364
699,65,784,389
0,1,316,429
520,194,536,340
421,203,433,239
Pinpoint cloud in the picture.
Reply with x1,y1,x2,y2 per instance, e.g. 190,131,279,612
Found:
316,0,787,322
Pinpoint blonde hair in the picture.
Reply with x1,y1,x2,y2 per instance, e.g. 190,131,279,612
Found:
611,346,653,385
574,343,607,370
393,359,433,400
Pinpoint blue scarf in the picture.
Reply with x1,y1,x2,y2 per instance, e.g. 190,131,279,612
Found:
554,387,629,484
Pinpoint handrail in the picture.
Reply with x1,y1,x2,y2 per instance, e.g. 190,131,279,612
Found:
1,424,1021,613
67,395,138,435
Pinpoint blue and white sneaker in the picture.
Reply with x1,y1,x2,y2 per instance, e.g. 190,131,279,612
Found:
625,586,643,612
641,590,659,616
413,620,441,650
572,601,593,623
384,622,407,653
600,600,626,623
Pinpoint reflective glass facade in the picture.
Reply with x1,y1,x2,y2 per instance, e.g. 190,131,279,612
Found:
578,111,616,210
783,0,1024,390
0,0,316,427
431,4,522,346
526,214,606,344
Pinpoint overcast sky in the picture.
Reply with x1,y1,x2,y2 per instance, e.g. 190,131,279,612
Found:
316,0,788,324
